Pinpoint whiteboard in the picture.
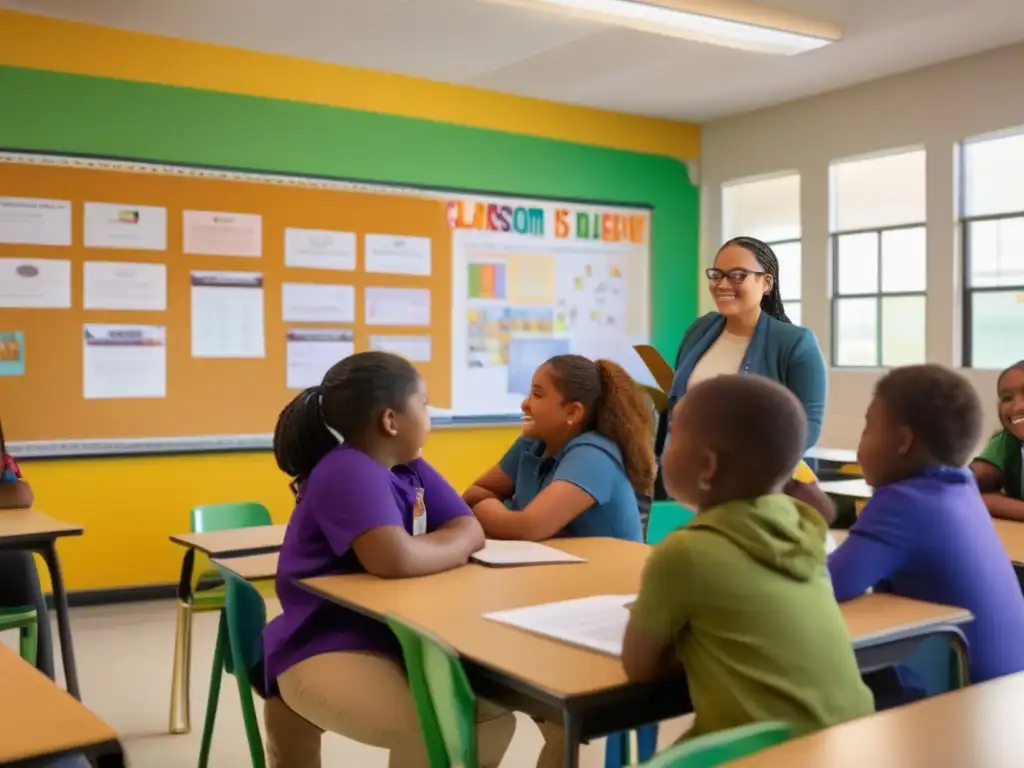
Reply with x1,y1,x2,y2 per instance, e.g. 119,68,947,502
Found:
444,193,652,418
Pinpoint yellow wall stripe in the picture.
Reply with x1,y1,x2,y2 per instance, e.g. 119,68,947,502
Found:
0,10,699,159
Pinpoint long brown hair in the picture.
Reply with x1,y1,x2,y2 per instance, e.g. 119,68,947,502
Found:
545,355,656,495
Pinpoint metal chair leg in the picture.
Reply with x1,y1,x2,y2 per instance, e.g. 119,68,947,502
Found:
169,599,194,734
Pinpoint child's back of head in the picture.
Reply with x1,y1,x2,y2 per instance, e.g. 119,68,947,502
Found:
662,374,806,510
859,364,983,488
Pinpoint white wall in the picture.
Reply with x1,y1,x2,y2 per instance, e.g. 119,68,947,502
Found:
699,43,1024,449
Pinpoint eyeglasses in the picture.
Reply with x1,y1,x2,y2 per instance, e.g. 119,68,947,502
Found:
705,268,766,283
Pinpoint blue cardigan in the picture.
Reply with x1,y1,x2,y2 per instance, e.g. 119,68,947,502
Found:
667,312,827,449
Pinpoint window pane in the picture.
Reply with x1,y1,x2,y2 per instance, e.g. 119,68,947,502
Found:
835,297,878,367
881,227,927,293
722,174,801,242
773,241,801,301
836,232,878,295
831,149,926,231
786,300,802,326
881,296,926,367
970,290,1024,369
967,217,1024,288
963,131,1024,217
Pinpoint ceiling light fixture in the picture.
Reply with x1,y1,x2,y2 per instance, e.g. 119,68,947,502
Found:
484,0,842,56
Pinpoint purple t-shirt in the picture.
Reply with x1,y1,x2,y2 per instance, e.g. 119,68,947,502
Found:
263,445,472,692
829,466,1024,683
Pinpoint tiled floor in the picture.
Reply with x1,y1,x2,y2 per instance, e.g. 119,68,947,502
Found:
4,600,689,767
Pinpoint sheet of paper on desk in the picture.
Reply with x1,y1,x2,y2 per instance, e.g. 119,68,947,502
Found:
483,594,636,656
471,540,586,566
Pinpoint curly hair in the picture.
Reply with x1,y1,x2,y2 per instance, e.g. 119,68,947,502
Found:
545,354,657,495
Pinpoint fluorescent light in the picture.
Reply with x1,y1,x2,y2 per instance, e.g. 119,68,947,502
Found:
485,0,840,56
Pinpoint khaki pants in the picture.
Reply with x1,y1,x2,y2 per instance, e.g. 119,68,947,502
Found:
265,651,565,768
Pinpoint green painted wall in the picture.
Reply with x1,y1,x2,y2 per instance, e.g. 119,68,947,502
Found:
0,65,698,356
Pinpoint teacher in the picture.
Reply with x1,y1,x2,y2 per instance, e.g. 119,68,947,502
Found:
665,236,827,450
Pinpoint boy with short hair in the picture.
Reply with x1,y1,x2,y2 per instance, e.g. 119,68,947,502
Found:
623,375,873,738
830,364,1024,686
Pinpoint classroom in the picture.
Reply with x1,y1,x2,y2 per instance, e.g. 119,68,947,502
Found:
2,2,1024,766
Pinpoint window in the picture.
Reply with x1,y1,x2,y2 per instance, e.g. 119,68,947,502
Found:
722,173,802,324
829,150,927,367
961,130,1024,369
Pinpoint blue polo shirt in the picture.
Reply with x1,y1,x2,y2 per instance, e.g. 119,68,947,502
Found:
498,431,643,541
829,466,1024,683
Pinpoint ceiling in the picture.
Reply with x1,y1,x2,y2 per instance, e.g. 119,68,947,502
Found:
5,0,1024,121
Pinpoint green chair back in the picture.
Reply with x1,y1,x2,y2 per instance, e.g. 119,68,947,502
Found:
0,605,38,665
198,564,268,768
191,502,272,533
646,500,695,545
386,614,477,768
642,722,792,767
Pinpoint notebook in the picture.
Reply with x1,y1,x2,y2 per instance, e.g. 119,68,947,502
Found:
483,594,636,656
470,540,586,567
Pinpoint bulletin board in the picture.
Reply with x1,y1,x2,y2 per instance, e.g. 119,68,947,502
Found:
0,152,451,450
0,152,652,457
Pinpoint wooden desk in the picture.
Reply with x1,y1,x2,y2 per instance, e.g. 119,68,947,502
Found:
992,519,1024,565
805,447,858,465
212,552,279,581
170,524,287,558
0,644,124,766
301,538,971,768
0,507,84,700
819,478,873,499
730,670,1024,768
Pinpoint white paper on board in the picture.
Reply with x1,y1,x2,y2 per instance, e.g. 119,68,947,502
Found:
183,211,262,257
364,234,431,276
0,258,72,308
365,287,431,326
285,228,356,271
84,262,167,311
84,203,168,250
83,324,167,399
369,334,432,363
286,329,355,390
282,283,355,323
190,271,265,358
0,197,72,246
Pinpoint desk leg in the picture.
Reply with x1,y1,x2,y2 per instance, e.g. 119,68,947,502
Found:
562,710,580,768
42,542,80,700
169,548,196,734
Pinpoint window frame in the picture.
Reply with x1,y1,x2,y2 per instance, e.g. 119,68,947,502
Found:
959,131,1024,368
829,221,927,368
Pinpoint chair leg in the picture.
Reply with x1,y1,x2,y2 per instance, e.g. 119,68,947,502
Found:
636,725,658,762
234,674,267,768
198,619,227,768
605,732,625,768
169,600,194,734
20,619,38,667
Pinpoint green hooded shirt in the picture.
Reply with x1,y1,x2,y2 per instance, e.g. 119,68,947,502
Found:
631,494,874,737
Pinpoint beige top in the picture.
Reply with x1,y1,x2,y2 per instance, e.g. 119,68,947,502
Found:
730,670,1024,767
687,330,750,388
300,538,971,700
0,644,119,763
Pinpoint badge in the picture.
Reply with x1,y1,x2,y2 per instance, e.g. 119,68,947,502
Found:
412,487,427,536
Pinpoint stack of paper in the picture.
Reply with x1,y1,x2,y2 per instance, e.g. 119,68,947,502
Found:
483,595,636,657
471,540,585,567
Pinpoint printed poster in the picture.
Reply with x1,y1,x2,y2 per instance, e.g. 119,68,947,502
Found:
0,197,72,246
84,203,167,250
0,331,26,376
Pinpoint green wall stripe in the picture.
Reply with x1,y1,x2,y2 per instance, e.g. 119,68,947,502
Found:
0,65,698,357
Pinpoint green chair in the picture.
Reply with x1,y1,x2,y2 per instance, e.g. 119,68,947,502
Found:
170,501,274,734
0,605,38,665
386,614,477,768
646,501,696,546
641,722,792,767
197,563,269,768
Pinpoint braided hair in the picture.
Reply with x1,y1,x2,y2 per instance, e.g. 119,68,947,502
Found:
720,236,791,324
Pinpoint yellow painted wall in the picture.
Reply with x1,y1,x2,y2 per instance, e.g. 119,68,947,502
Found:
2,11,700,592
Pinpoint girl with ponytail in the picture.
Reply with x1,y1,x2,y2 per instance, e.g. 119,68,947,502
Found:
463,354,656,542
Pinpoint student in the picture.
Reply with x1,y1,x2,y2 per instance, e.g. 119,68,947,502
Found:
623,375,872,738
971,360,1024,520
262,352,562,768
829,365,1024,692
0,417,54,679
463,354,655,542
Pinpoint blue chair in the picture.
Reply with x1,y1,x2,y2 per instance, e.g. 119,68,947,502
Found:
605,501,697,766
